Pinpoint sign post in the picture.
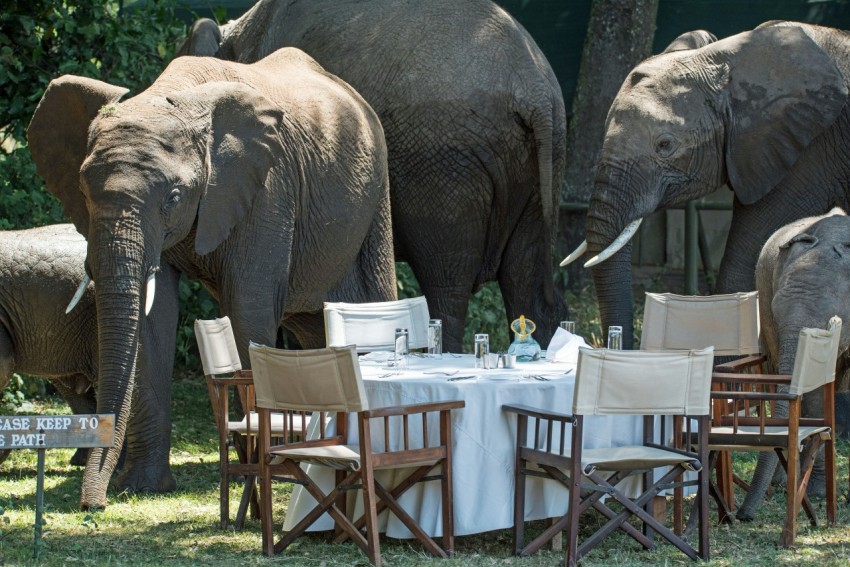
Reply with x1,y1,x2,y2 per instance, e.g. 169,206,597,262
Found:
0,413,115,558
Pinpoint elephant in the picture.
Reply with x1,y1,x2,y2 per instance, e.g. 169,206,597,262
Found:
735,209,850,521
561,21,850,349
177,0,569,352
26,47,396,509
0,224,178,493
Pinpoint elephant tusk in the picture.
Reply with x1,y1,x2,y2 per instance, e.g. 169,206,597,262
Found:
145,270,157,316
584,218,643,268
65,274,91,314
560,241,588,266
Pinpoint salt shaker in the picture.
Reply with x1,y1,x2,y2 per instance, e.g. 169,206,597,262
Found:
474,333,489,369
394,328,409,369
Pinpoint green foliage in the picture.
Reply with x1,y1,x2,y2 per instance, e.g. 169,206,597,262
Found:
0,0,188,232
0,1,189,405
0,374,41,413
175,276,219,371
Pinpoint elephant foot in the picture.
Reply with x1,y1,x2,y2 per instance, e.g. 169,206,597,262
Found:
70,448,89,467
735,508,756,522
116,463,176,494
806,473,826,498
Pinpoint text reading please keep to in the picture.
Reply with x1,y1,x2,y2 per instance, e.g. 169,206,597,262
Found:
0,415,115,449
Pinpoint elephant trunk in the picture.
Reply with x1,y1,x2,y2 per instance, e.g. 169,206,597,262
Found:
586,184,636,349
80,220,148,510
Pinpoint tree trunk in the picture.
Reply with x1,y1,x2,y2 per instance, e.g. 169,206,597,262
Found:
559,0,659,291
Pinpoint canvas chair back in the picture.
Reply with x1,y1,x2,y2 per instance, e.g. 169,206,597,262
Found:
249,343,368,413
195,316,242,374
573,347,714,417
640,291,760,356
324,296,430,352
790,316,842,396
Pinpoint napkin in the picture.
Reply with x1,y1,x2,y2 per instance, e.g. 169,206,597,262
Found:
360,351,394,362
545,327,589,363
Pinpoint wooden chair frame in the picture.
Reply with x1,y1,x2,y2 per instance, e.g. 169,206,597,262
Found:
251,343,464,567
704,371,836,546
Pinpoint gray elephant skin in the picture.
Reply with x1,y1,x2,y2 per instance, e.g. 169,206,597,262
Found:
0,224,178,496
562,21,850,348
178,0,568,351
27,48,396,509
735,209,850,521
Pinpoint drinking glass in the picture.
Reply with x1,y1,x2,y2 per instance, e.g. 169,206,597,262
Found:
428,319,443,356
394,328,409,369
607,326,623,350
474,333,489,369
560,321,576,334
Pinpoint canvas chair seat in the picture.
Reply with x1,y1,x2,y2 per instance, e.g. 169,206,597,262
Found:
581,445,703,473
705,425,831,452
229,412,306,436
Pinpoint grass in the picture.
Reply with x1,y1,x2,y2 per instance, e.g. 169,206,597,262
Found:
2,284,849,566
2,374,850,566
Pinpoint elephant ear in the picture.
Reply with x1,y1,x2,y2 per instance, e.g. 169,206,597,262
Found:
661,30,717,53
719,25,848,205
172,81,284,256
27,75,129,237
175,18,222,57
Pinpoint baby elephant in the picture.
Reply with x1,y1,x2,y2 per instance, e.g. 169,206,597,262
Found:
736,208,850,521
0,224,178,494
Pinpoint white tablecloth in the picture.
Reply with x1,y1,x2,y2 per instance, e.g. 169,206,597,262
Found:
282,353,643,538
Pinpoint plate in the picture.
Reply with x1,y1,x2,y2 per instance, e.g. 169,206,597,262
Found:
482,374,519,382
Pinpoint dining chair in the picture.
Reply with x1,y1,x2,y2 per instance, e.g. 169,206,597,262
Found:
249,342,464,566
705,317,842,546
641,290,763,523
194,316,307,529
504,347,714,565
323,296,430,352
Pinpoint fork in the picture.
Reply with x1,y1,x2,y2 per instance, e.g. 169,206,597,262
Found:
423,370,460,376
447,375,476,382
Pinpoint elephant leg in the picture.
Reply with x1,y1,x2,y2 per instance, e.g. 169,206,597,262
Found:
52,374,98,467
737,395,789,521
116,263,179,494
498,202,568,349
0,324,14,466
283,312,326,350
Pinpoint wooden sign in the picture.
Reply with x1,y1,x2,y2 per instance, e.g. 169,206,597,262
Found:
0,414,115,449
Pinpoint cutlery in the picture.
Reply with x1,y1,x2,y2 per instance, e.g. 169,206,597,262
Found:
423,370,460,376
447,375,476,381
525,374,550,381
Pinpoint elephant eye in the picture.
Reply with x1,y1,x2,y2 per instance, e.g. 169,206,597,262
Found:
781,234,818,249
654,134,677,158
163,187,182,210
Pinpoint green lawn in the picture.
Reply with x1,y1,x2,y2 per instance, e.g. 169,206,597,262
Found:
1,374,850,566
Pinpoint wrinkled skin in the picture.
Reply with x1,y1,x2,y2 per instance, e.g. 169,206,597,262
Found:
736,210,850,521
0,225,178,492
27,48,396,508
575,22,850,348
178,0,568,351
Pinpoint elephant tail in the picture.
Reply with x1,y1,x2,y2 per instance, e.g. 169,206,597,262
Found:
527,94,565,304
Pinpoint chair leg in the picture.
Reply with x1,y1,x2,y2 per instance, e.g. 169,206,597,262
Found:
780,444,800,547
259,462,274,555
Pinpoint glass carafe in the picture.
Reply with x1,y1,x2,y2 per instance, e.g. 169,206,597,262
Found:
507,315,541,362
